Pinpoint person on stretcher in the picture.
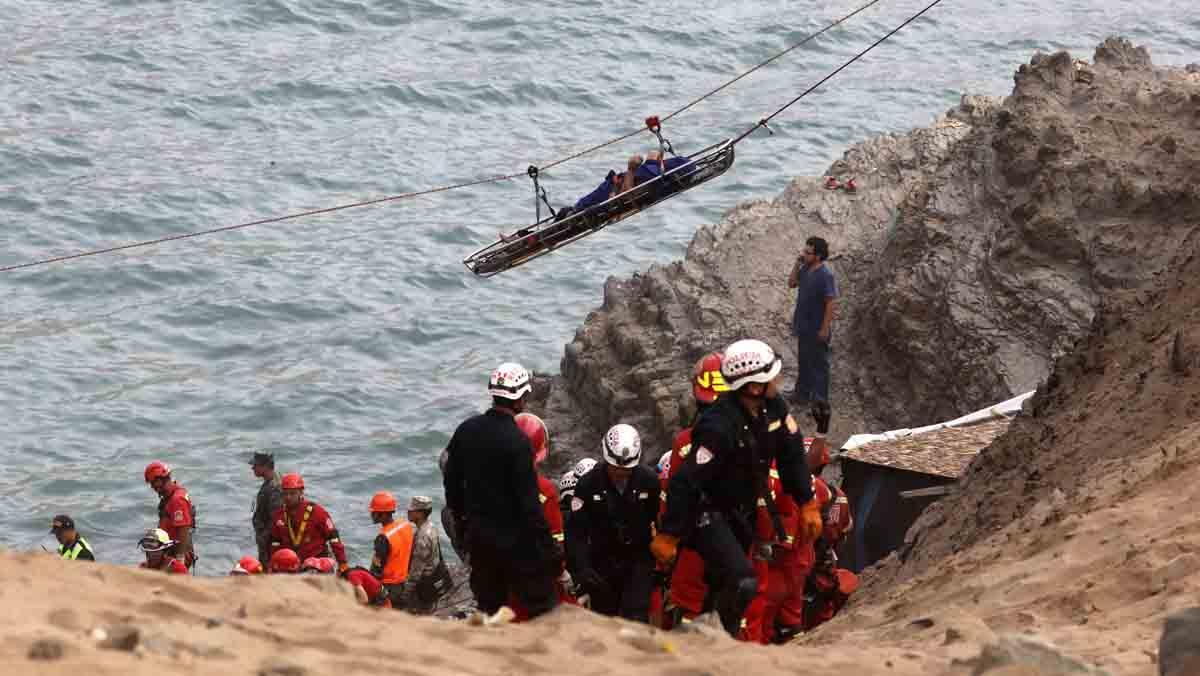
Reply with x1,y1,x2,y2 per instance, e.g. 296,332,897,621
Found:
556,151,693,221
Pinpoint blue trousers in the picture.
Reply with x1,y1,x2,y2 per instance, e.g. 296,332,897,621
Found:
794,334,831,403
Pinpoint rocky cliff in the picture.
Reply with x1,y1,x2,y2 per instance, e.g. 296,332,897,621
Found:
537,38,1200,468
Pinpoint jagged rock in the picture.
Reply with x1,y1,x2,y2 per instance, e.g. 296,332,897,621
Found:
524,38,1200,512
1093,37,1152,70
1160,608,1200,676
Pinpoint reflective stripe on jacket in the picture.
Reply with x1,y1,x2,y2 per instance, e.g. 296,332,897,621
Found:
59,537,92,561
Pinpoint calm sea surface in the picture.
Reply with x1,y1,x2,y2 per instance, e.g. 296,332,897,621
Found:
1,0,1195,571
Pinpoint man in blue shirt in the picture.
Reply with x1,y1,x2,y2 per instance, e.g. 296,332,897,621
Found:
788,237,837,437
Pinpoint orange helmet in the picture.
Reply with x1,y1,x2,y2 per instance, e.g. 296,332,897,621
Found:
144,461,171,483
369,491,397,513
270,548,301,573
692,352,728,404
514,413,550,465
231,555,263,575
280,473,304,490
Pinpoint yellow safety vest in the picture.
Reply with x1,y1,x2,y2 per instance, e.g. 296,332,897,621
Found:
59,538,91,561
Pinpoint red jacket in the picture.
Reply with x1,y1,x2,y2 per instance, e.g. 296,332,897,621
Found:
754,464,804,549
538,474,564,547
270,500,347,564
818,478,853,545
157,482,195,542
344,568,389,606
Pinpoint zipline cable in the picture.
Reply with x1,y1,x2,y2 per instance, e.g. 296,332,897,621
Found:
536,0,888,173
1,0,922,275
732,0,947,144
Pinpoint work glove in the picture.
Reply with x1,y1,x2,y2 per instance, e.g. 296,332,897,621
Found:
799,499,823,543
650,533,680,566
579,568,608,593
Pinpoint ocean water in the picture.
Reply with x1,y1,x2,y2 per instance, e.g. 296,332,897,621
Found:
1,0,1195,572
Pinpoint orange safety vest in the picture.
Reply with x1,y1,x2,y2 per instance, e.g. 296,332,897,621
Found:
380,521,414,585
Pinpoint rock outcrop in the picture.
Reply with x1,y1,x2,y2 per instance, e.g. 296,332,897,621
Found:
538,37,1200,470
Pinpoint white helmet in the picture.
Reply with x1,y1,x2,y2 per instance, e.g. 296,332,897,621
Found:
602,424,642,468
573,457,598,478
558,469,579,498
721,339,782,391
657,450,672,478
488,362,532,400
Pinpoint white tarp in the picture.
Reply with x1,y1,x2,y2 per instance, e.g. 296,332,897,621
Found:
839,390,1035,452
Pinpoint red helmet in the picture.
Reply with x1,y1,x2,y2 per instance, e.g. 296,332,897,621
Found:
302,557,336,574
231,555,263,575
369,491,397,513
144,461,171,483
692,352,728,404
270,548,301,573
280,473,304,490
514,413,550,465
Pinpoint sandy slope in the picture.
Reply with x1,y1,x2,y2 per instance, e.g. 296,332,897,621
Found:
2,551,941,676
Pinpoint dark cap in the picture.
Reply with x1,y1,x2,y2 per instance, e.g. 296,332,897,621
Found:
50,515,75,533
248,452,275,467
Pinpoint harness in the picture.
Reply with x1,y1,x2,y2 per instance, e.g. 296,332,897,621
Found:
285,504,314,546
732,408,788,544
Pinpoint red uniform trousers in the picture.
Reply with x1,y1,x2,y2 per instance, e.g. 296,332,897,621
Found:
667,547,708,618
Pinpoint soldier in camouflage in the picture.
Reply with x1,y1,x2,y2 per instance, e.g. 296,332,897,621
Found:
249,452,282,565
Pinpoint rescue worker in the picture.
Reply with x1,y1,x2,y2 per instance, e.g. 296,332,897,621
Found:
744,462,803,643
50,515,94,562
560,457,598,517
557,463,592,604
250,451,282,565
269,547,301,574
404,495,447,614
512,413,575,617
654,339,820,638
558,469,580,515
230,555,263,575
661,352,727,627
368,490,414,609
443,362,561,619
784,475,856,638
566,424,660,623
144,461,196,570
342,566,392,608
138,528,188,574
269,473,349,572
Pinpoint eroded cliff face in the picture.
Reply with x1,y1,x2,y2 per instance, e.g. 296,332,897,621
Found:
538,39,1200,472
545,99,988,457
861,38,1200,583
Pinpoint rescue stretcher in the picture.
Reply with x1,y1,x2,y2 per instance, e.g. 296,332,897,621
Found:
462,137,736,277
